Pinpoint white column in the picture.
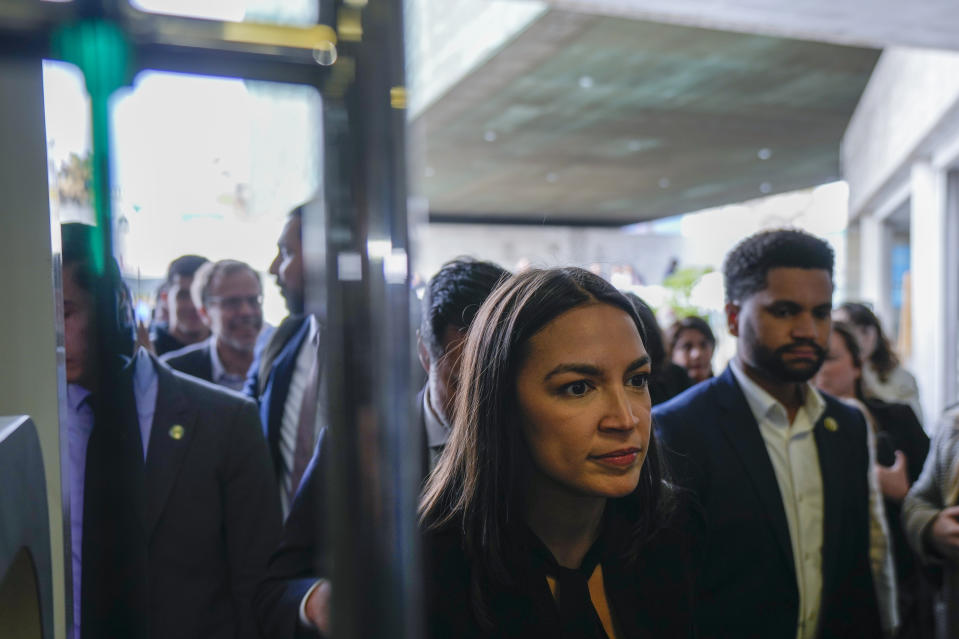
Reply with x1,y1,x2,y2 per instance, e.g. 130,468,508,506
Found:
910,161,948,427
858,212,894,330
0,59,67,637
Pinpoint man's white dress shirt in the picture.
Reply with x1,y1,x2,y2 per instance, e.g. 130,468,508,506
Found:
278,314,320,517
730,360,825,639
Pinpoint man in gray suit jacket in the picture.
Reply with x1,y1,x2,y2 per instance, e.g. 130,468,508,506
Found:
62,223,282,639
904,405,959,638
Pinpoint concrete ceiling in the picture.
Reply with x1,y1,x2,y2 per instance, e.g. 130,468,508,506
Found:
544,0,959,52
411,9,880,225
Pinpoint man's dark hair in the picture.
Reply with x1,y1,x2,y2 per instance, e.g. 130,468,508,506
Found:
165,254,209,285
419,258,509,359
723,228,834,303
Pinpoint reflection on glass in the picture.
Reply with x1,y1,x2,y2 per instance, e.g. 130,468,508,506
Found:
44,64,321,341
109,71,321,326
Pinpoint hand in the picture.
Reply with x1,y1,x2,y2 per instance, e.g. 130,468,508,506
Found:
305,579,331,635
928,506,959,563
876,451,909,501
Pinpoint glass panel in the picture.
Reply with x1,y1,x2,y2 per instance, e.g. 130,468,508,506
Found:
108,70,321,326
130,0,319,26
43,61,94,225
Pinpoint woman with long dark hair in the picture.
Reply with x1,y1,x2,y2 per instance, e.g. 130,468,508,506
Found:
834,302,921,420
815,322,932,638
420,267,693,638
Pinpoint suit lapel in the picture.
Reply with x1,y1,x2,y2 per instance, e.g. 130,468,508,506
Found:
143,359,198,538
264,318,312,450
813,404,844,596
714,367,796,578
258,314,307,396
201,342,214,382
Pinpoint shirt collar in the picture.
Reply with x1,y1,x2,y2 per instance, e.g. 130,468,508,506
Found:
207,336,226,382
66,383,92,411
422,387,451,449
729,358,826,430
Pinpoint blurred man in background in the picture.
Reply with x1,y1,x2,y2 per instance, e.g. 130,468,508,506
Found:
162,259,264,391
151,254,210,356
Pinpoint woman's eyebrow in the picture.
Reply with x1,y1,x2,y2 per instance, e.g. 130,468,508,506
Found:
543,355,651,382
543,363,602,381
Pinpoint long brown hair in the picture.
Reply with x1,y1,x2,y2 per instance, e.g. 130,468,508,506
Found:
419,267,674,619
838,302,900,383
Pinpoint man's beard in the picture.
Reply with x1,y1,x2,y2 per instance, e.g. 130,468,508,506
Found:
752,341,826,383
282,287,305,315
221,317,262,353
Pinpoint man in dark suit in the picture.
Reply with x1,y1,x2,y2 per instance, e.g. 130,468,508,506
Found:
162,259,265,391
61,223,282,639
244,205,320,517
254,258,509,638
654,229,881,639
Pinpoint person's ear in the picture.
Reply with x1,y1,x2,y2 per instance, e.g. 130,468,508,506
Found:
417,332,430,375
725,302,740,337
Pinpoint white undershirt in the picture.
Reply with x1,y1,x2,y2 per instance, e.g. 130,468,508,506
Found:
730,360,825,639
278,315,319,518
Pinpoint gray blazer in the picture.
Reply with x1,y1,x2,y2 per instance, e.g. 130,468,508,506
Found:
903,405,959,638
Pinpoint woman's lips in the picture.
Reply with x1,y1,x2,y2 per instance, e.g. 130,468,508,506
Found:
590,448,641,468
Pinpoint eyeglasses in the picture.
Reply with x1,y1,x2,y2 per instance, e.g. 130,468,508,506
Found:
207,295,263,311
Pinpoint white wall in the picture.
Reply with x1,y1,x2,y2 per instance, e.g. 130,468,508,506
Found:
0,57,66,639
842,47,959,218
842,47,959,426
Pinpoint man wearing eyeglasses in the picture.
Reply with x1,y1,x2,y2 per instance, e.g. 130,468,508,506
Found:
163,259,265,392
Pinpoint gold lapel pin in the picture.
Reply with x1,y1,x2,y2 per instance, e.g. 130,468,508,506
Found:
169,424,185,440
824,417,839,432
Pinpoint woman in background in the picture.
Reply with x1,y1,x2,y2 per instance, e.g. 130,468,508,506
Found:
666,316,715,384
420,267,694,638
835,302,921,421
815,322,932,639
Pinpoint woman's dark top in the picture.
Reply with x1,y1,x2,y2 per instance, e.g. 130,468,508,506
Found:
423,500,696,638
865,398,932,638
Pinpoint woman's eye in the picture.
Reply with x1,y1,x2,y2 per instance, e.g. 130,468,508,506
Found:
627,373,649,388
562,381,590,396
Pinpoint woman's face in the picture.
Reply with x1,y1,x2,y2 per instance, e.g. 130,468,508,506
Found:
516,302,652,500
814,331,860,399
671,327,714,382
833,309,878,359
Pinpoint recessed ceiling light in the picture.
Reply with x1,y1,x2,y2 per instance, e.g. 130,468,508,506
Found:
658,178,670,189
578,75,594,89
484,130,497,142
757,148,772,160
